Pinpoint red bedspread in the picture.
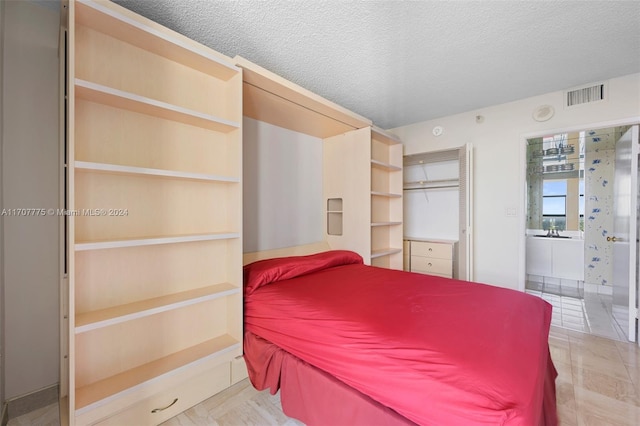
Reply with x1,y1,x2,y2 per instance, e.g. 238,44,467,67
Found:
244,251,557,425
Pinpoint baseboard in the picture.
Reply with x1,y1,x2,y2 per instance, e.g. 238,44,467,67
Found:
1,402,8,426
6,384,58,420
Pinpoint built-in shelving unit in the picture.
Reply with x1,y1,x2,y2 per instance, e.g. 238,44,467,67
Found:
326,198,344,236
63,1,243,424
370,127,403,269
235,56,370,139
322,126,403,268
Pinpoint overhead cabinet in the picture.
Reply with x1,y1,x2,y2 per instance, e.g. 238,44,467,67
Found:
62,1,243,424
234,57,404,269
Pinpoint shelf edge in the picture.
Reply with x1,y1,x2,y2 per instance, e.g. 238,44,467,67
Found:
75,233,240,251
75,79,241,132
75,161,240,183
75,285,240,334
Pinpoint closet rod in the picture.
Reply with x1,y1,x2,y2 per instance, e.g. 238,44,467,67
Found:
403,185,459,191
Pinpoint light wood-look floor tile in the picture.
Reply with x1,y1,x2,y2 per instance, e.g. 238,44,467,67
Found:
550,326,640,426
8,326,640,425
161,380,303,426
6,403,59,426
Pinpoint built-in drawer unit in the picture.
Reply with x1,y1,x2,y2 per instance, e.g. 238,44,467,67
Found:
89,359,232,426
405,239,457,279
231,356,249,385
410,256,452,276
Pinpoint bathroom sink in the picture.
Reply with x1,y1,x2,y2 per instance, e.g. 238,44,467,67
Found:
533,234,572,239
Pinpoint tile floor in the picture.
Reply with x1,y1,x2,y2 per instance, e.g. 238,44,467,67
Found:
526,281,629,341
549,325,640,425
9,330,640,426
5,402,58,426
9,329,640,425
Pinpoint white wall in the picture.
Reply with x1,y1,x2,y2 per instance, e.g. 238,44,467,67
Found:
391,73,640,290
2,0,59,399
243,117,323,252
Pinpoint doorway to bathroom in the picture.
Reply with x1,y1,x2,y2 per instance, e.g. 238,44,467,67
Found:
524,124,639,342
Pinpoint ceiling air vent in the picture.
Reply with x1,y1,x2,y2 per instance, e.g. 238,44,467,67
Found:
566,83,606,107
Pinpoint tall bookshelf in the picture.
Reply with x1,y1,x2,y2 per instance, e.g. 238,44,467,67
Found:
370,127,403,269
62,1,244,424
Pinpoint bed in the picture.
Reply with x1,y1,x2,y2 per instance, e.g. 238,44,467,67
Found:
243,248,557,425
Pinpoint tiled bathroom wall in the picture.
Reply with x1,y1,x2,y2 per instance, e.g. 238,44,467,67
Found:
584,129,616,287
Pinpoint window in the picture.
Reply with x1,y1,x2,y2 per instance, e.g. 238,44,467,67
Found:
542,180,567,230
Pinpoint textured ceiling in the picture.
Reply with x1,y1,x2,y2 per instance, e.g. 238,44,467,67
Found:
113,0,640,129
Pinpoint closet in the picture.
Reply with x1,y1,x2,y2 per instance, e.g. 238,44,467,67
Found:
403,145,473,280
62,1,244,424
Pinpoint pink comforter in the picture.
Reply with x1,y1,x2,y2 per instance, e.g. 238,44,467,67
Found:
244,251,557,425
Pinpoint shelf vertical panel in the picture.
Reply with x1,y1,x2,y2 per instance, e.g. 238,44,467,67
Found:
65,0,79,420
223,69,243,345
323,127,371,264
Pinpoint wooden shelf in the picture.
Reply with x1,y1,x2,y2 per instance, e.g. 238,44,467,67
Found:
371,159,402,172
75,79,240,132
75,161,240,183
371,126,401,145
371,248,402,259
371,191,401,198
75,233,240,251
404,149,461,167
75,334,240,412
371,222,402,227
75,283,239,333
75,0,238,81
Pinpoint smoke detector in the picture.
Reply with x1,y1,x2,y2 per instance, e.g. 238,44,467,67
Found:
532,105,554,122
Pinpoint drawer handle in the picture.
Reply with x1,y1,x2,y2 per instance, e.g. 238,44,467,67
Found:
428,263,432,267
428,248,432,251
151,398,178,413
